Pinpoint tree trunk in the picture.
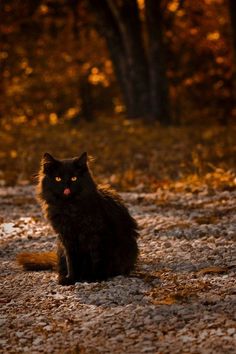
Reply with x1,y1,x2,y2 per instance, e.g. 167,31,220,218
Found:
88,0,171,124
228,0,236,90
89,1,136,117
145,0,171,124
228,0,236,58
79,73,95,121
106,0,150,118
89,0,151,119
223,0,236,125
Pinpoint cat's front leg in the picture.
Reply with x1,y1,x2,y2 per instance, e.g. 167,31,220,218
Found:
58,274,75,285
57,242,76,285
58,263,75,285
58,264,75,285
61,250,76,285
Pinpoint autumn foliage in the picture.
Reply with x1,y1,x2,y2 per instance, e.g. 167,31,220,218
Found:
0,0,235,125
0,118,235,192
0,1,235,189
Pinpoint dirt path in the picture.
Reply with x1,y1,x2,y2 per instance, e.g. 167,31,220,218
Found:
1,186,236,353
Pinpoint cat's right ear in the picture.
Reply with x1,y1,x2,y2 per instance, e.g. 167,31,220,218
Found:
74,152,88,166
42,153,57,173
43,153,55,163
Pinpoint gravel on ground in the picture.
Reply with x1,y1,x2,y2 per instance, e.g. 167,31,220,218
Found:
1,186,236,353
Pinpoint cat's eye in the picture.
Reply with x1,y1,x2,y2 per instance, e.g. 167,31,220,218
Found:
71,176,77,182
55,176,62,182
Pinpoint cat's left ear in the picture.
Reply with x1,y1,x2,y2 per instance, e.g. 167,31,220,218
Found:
74,152,87,166
42,152,58,173
43,153,56,164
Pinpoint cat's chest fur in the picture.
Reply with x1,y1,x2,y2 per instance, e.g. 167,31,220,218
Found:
47,198,104,239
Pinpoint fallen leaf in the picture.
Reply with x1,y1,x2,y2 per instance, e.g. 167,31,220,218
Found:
197,266,228,275
153,295,177,305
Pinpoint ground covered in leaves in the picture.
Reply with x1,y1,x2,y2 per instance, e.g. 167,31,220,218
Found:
1,184,236,353
0,120,236,191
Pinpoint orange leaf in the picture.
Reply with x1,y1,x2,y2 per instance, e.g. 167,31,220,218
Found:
154,297,176,305
197,266,228,275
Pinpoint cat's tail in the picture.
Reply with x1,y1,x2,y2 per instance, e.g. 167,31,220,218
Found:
17,251,57,271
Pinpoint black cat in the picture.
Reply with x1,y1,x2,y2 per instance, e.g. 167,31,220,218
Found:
17,152,139,285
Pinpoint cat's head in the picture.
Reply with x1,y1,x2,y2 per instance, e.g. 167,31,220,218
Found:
39,152,96,202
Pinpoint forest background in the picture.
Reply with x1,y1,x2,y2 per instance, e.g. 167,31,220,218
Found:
0,0,235,192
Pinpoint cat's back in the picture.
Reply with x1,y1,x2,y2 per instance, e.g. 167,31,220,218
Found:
97,185,139,235
97,185,125,209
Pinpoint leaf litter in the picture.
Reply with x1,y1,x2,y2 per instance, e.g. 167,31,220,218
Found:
0,185,236,353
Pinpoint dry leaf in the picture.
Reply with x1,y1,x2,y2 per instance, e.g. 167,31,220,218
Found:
197,266,228,275
153,295,177,305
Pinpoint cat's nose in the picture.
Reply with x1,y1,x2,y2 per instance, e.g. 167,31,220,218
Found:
63,188,71,196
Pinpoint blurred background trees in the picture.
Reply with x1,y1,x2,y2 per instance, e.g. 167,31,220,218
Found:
0,0,236,189
0,0,235,126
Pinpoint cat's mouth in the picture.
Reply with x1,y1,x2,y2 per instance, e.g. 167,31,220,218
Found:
63,188,71,196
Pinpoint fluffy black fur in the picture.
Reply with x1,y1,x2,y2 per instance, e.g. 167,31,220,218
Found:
38,152,139,285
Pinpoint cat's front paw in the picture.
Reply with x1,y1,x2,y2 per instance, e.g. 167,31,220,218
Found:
58,275,75,286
